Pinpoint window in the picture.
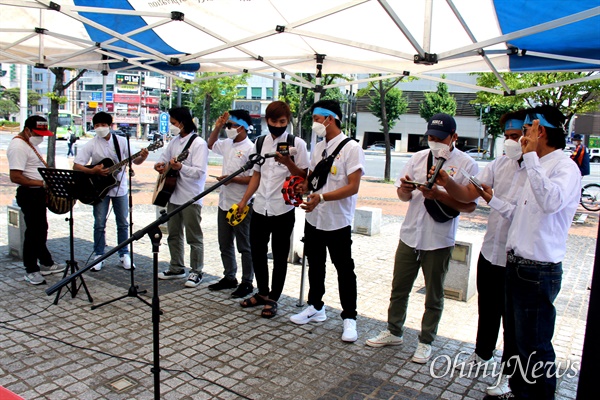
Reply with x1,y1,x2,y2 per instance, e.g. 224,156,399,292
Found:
35,89,43,95
34,73,44,82
237,87,247,99
35,105,44,112
251,87,262,100
266,87,273,100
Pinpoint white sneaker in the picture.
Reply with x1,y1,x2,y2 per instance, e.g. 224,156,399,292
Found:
120,254,135,270
412,343,432,364
486,374,511,396
341,319,358,342
455,351,494,372
24,272,46,285
39,263,66,276
184,272,203,288
91,255,104,271
290,305,327,325
365,330,403,348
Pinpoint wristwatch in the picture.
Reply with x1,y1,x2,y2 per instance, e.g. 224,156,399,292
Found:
319,193,325,203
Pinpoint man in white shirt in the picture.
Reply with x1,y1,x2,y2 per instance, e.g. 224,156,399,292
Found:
154,107,209,288
7,116,66,285
73,112,148,271
289,100,365,342
487,106,580,400
207,109,255,298
434,110,527,397
366,113,478,364
236,101,310,318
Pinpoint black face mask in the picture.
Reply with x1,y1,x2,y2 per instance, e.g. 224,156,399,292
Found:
268,124,287,137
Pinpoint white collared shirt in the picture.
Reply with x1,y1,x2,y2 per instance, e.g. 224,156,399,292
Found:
158,132,208,205
491,150,581,263
211,137,254,211
305,134,365,231
252,132,310,217
74,134,137,197
476,156,527,267
7,137,45,184
395,148,478,251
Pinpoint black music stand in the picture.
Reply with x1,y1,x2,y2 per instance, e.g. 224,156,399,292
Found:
39,168,93,304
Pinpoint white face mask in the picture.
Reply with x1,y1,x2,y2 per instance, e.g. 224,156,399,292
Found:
428,141,450,158
95,127,110,138
29,136,43,146
504,138,523,160
225,127,239,140
312,121,328,138
169,124,181,136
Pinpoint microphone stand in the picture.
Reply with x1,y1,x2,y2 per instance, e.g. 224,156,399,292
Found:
91,132,151,310
46,153,266,400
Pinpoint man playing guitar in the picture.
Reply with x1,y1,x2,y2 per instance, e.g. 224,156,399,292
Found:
73,112,148,271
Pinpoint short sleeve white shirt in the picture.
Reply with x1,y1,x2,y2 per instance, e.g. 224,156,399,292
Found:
212,137,255,211
394,148,478,251
252,132,310,216
305,134,365,231
158,133,208,206
74,134,136,197
7,138,45,185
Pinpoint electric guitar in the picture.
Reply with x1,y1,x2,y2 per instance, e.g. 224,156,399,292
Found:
79,140,164,205
152,149,190,207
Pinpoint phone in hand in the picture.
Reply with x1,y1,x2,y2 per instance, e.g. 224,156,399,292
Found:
277,142,290,156
404,180,426,187
460,169,483,191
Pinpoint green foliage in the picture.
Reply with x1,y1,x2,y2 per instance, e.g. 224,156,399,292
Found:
44,91,67,105
419,78,457,122
474,104,521,140
472,72,600,123
175,72,249,132
0,88,41,119
0,119,20,127
367,87,408,132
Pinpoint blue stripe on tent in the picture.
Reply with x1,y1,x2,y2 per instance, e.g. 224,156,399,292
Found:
494,0,600,71
74,0,199,72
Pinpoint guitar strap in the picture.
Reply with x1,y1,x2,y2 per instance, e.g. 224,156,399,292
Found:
181,133,198,155
112,134,122,162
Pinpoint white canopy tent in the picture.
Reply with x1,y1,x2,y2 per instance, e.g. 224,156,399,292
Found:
1,0,599,93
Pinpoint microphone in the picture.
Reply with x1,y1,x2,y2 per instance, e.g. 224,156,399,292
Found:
426,148,451,189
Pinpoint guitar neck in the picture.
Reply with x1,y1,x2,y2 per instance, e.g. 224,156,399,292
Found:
108,150,142,173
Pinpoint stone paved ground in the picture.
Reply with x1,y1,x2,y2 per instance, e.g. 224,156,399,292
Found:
0,146,596,399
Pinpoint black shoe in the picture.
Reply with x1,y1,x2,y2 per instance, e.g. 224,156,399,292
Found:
208,277,238,291
231,282,254,298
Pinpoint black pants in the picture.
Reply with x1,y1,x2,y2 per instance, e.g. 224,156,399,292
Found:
475,253,506,360
16,187,54,273
304,222,357,320
250,209,295,302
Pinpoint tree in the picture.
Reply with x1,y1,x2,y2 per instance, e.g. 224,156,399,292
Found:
358,75,408,181
419,77,457,122
473,104,520,158
47,67,87,167
279,73,349,143
472,72,600,131
0,88,42,120
175,72,249,138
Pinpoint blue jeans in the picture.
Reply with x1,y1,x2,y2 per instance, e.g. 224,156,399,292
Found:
504,259,562,400
93,195,129,257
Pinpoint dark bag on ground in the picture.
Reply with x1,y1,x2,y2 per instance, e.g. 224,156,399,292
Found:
423,150,460,223
307,138,352,191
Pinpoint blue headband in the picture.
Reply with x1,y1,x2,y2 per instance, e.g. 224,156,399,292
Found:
523,113,557,129
504,119,524,131
312,107,339,120
228,116,249,130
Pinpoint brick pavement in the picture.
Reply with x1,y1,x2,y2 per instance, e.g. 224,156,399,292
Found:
0,142,596,399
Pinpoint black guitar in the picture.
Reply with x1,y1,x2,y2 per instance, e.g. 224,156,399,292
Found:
79,140,164,205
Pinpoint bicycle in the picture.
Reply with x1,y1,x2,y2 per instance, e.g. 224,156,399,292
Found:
581,183,600,212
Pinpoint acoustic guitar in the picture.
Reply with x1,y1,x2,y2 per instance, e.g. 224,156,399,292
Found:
152,149,190,207
78,140,164,205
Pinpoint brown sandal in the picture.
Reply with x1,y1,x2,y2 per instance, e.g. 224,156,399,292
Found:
240,294,267,308
261,300,278,319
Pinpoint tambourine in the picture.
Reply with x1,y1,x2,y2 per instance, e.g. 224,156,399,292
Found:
226,203,250,226
281,175,304,207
